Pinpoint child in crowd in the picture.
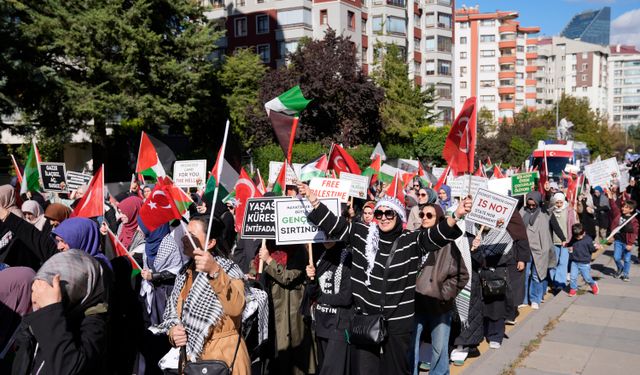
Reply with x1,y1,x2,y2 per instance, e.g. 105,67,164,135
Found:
567,223,599,296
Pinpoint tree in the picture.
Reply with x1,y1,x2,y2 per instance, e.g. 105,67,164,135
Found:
371,43,437,143
218,48,267,149
248,29,384,148
412,125,450,165
1,0,224,172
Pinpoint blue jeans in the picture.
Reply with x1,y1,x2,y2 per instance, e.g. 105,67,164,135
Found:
613,240,632,277
570,262,595,290
549,246,570,289
413,311,452,375
526,262,545,304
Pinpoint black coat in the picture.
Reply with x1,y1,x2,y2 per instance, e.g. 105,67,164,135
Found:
452,237,484,347
0,213,58,270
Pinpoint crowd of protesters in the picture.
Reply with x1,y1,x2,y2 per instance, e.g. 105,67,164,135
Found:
0,161,638,375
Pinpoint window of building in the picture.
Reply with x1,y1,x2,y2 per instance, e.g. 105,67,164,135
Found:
320,9,328,25
460,22,469,29
460,66,467,75
481,80,495,87
500,33,515,41
426,60,435,75
437,84,452,99
460,96,467,103
234,17,247,37
481,49,495,57
387,16,406,34
425,36,435,51
516,86,524,93
414,62,421,74
460,52,467,59
278,40,299,58
480,35,495,43
235,0,245,6
437,13,451,29
437,36,451,52
256,14,269,34
257,0,264,3
347,11,355,30
460,81,467,88
414,14,421,26
480,95,494,102
516,72,523,79
480,65,495,72
480,19,494,26
517,45,524,52
438,60,451,76
581,74,587,81
581,63,587,71
372,16,382,32
257,44,270,63
277,9,312,26
425,13,435,27
582,87,587,92
500,79,514,86
362,18,366,30
516,59,524,66
414,37,420,51
460,36,467,44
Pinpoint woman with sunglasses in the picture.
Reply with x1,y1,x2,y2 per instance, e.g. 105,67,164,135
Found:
297,182,471,375
407,188,437,230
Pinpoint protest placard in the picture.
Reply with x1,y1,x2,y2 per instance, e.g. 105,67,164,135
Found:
309,178,352,203
511,172,538,196
275,198,341,245
268,161,303,185
66,171,92,191
173,160,207,188
448,175,488,197
584,158,620,188
240,197,291,240
466,188,518,229
339,172,369,199
39,162,68,192
431,167,445,179
488,177,512,196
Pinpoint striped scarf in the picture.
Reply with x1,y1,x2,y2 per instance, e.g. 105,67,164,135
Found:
454,220,473,328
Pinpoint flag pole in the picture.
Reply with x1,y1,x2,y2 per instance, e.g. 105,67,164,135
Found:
287,116,299,164
10,154,23,184
205,120,230,249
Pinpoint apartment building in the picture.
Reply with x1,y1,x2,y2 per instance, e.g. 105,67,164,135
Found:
453,7,540,122
535,36,609,116
200,0,455,125
609,45,640,130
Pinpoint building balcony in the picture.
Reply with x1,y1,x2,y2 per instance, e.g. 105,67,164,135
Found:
498,86,516,95
499,101,516,110
525,79,537,86
498,71,516,79
526,52,538,59
526,92,537,99
499,24,517,33
499,55,516,64
498,40,516,49
525,65,538,73
414,51,422,61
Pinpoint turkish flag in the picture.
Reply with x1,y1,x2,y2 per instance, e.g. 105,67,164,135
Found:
139,185,182,232
234,168,262,233
71,165,104,218
327,144,361,176
493,165,505,179
443,97,477,175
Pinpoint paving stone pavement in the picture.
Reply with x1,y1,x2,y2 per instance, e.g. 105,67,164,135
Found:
461,248,640,375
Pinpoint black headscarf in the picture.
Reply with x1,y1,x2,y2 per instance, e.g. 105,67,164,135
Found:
523,191,543,226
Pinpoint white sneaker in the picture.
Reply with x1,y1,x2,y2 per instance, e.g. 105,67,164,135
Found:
489,341,501,349
518,304,528,309
531,302,540,310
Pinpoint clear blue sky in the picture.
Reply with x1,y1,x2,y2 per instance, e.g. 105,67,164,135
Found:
471,0,640,46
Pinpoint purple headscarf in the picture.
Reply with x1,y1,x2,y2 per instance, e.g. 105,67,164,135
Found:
52,218,111,269
0,267,36,349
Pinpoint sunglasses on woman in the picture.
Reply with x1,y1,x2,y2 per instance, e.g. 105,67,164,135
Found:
374,209,397,220
419,212,435,219
419,193,427,197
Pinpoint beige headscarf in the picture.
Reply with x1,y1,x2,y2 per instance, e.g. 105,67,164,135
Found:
21,200,47,230
0,185,23,218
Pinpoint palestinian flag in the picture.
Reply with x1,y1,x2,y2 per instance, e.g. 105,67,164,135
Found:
363,153,381,185
106,228,142,278
136,132,176,180
492,165,505,179
265,85,311,162
204,147,239,205
272,160,288,196
416,162,431,187
300,155,328,182
156,176,193,215
20,140,42,195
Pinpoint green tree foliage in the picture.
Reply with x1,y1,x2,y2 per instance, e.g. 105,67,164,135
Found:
248,29,384,148
218,48,267,149
412,125,450,165
372,43,437,143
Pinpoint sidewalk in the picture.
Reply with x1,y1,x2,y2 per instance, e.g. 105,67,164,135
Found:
462,248,640,375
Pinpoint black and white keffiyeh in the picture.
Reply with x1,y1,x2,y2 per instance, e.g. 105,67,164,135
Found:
150,256,244,359
242,286,269,345
316,247,349,294
363,223,380,286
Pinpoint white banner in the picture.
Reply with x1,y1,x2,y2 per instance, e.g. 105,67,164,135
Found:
340,172,369,199
268,161,303,185
173,160,207,188
309,178,352,203
275,198,341,245
466,188,518,229
487,177,512,196
584,157,620,188
448,175,489,197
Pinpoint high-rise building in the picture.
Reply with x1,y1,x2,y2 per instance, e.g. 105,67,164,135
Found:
199,0,455,126
560,7,610,46
609,45,640,130
453,7,540,122
535,36,609,116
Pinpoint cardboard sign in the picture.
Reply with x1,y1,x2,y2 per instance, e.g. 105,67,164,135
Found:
173,160,207,188
466,188,518,229
309,178,352,203
39,162,68,192
584,158,620,188
340,172,369,199
275,198,341,245
448,175,488,197
431,167,445,179
66,171,92,191
511,172,538,196
268,161,303,185
488,177,512,196
240,197,291,240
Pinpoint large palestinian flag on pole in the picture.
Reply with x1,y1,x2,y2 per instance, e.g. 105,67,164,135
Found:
264,85,311,162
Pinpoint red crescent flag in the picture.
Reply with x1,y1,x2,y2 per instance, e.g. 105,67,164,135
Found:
234,168,262,233
327,144,361,176
71,165,104,218
139,185,182,232
443,97,477,175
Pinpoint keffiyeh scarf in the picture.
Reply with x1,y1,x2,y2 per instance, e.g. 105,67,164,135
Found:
453,220,473,329
363,223,380,286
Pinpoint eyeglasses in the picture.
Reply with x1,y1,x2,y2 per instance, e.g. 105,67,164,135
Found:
413,185,420,188
374,209,397,220
419,193,427,197
419,212,435,219
526,204,537,209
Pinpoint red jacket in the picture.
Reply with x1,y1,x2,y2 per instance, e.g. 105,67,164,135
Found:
609,198,639,246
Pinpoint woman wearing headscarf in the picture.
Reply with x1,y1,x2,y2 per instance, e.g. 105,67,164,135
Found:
20,201,47,232
117,196,145,253
11,250,111,375
299,182,471,375
359,201,376,225
0,185,30,268
592,186,610,241
407,187,438,230
43,203,72,228
519,191,554,309
0,267,36,372
548,192,577,292
151,215,250,375
438,185,454,213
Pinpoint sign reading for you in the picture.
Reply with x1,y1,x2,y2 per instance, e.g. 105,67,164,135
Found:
466,188,518,229
275,198,341,245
